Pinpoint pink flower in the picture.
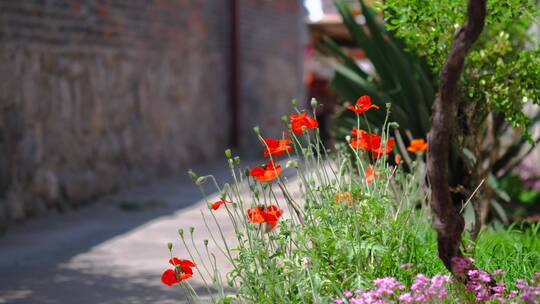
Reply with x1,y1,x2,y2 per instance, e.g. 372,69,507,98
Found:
411,274,429,292
398,292,413,303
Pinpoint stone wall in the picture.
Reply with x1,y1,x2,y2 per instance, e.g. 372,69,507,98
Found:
239,0,306,152
0,0,305,225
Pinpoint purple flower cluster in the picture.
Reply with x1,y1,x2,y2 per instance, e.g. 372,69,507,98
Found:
453,257,540,303
465,268,500,301
403,274,451,302
332,272,540,303
464,270,540,303
332,274,450,304
509,274,540,304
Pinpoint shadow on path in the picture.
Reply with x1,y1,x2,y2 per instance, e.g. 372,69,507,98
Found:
0,159,251,304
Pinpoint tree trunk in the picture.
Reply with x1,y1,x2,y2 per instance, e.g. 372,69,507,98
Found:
427,0,486,273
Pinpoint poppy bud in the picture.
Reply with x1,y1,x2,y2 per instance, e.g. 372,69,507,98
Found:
281,115,288,123
385,102,392,109
345,135,351,142
167,242,173,251
291,99,298,106
301,125,307,133
196,176,208,186
189,226,195,234
310,98,318,109
388,122,399,129
253,126,260,135
286,159,299,169
225,149,232,158
234,156,241,166
178,228,184,237
203,239,209,247
187,169,198,182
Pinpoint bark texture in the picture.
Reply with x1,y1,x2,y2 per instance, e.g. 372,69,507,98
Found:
427,0,487,272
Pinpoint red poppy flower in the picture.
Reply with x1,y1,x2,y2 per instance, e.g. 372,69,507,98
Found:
346,95,380,114
407,138,428,153
349,130,381,152
372,138,394,158
350,129,367,150
161,258,195,286
349,129,393,157
349,137,366,150
290,112,318,135
169,258,196,269
211,200,224,210
263,138,292,157
351,128,365,137
247,207,265,223
362,133,381,151
249,160,282,182
247,204,283,230
210,200,229,210
261,205,283,228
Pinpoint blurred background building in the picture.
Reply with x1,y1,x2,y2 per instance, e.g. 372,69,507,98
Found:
0,0,306,225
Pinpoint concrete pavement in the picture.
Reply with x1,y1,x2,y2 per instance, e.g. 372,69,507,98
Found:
0,159,258,304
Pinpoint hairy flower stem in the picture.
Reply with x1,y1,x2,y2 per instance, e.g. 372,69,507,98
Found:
277,182,305,225
179,234,216,301
290,132,323,207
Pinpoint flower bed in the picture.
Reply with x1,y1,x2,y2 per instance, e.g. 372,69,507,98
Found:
160,97,540,303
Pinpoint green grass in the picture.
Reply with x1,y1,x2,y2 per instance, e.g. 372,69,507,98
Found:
473,223,540,287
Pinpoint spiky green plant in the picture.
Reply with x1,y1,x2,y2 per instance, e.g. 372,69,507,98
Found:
319,0,540,226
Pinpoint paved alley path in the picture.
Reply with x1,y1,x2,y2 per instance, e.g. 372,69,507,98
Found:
0,159,297,304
